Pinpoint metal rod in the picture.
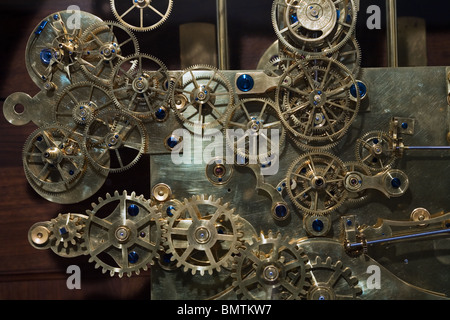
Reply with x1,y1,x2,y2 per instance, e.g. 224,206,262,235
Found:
386,0,398,67
216,0,229,70
400,146,450,150
350,228,450,248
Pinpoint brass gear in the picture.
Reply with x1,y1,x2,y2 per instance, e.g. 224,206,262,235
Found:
231,231,311,300
163,194,243,276
54,81,115,130
286,151,348,215
170,65,234,131
276,57,360,150
263,51,296,77
355,130,397,172
224,98,286,163
272,0,358,57
80,20,140,87
109,53,170,120
110,0,173,32
25,11,103,91
83,107,147,174
84,190,164,277
22,124,87,197
48,213,88,257
343,161,373,205
306,256,362,300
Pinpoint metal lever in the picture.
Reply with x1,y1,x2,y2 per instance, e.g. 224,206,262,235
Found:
342,211,450,255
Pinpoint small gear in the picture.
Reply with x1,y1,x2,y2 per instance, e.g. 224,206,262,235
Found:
170,65,234,131
84,190,164,277
286,151,348,215
54,81,115,130
231,231,310,300
110,0,173,32
224,98,286,163
163,195,243,276
263,52,296,77
49,213,88,257
272,0,358,57
306,256,362,300
355,131,397,172
80,20,140,87
83,107,147,174
343,161,373,205
276,57,360,150
109,53,170,120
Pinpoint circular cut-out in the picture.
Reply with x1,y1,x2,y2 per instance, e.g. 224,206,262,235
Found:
3,92,34,126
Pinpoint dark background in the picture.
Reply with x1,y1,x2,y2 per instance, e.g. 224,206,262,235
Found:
0,0,448,299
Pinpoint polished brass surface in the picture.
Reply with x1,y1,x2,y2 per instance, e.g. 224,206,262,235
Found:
2,2,450,300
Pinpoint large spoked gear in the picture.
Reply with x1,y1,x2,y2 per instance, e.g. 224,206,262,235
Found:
286,151,348,215
163,195,243,276
80,20,140,87
170,65,234,131
355,131,397,172
54,81,115,131
109,53,170,120
25,11,103,91
22,124,86,198
83,108,147,174
48,213,88,257
224,98,286,163
231,231,310,300
306,256,362,300
272,0,357,57
84,190,164,277
276,57,360,150
110,0,173,32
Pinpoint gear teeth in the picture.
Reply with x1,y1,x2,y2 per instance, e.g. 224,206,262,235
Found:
171,65,233,130
110,0,173,32
307,255,362,299
231,231,311,300
84,190,163,277
272,0,358,56
83,108,147,173
163,194,242,276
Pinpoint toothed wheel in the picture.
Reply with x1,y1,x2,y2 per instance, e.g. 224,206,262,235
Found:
306,256,362,300
25,11,103,91
286,151,348,215
54,81,115,130
83,108,147,174
231,231,310,300
272,0,357,57
49,213,88,257
224,98,286,163
343,161,372,205
170,65,234,131
276,57,360,150
263,52,296,77
163,195,243,276
330,36,361,78
355,131,397,172
84,190,164,277
80,21,140,87
22,124,87,196
109,53,170,120
110,0,173,32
